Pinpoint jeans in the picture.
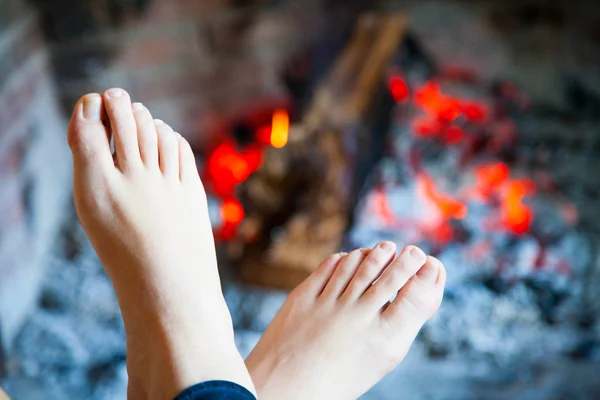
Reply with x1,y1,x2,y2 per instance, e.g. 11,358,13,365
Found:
174,380,257,400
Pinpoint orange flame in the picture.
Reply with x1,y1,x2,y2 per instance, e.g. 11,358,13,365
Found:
221,199,245,224
205,141,263,198
411,80,491,145
474,162,510,199
270,109,289,148
500,179,535,235
414,81,461,121
417,173,468,220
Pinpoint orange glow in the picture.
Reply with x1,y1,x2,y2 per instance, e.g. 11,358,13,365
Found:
412,115,442,138
218,152,249,181
414,81,460,121
256,126,272,145
417,173,468,220
221,199,245,224
205,141,263,198
444,125,464,144
500,179,535,235
438,98,461,121
240,145,263,172
372,187,397,224
270,110,289,148
415,81,443,112
412,81,491,146
388,75,410,103
461,101,489,123
475,162,510,191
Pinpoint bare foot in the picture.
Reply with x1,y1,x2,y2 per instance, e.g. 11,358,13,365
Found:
68,89,256,399
246,242,446,400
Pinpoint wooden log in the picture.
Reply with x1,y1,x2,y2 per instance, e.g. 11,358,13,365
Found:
233,13,408,290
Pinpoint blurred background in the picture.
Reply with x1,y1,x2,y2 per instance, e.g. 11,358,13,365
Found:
1,0,600,398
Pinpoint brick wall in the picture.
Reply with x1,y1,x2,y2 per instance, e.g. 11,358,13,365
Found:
42,0,324,148
0,0,71,350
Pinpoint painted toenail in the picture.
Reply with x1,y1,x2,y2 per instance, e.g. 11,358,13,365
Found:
418,262,439,283
132,102,144,111
82,95,102,120
380,241,394,251
409,247,426,263
107,89,123,98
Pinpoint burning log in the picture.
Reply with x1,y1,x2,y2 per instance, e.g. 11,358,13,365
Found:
232,13,408,289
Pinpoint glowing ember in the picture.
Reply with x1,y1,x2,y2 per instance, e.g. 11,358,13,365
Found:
500,179,535,235
407,78,494,147
270,109,289,149
461,101,489,123
417,173,468,220
444,125,464,144
203,108,288,240
256,126,272,145
388,75,410,103
221,199,245,224
474,162,510,197
414,80,444,114
412,115,442,138
371,187,398,225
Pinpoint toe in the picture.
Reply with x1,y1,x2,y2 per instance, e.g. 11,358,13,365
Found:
300,252,347,297
156,120,179,178
342,241,396,301
360,245,426,310
382,256,445,325
320,249,369,300
177,134,199,182
68,93,114,174
132,102,159,168
103,88,141,171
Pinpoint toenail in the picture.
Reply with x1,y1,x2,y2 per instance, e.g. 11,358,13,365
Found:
380,241,394,251
409,247,426,263
107,89,123,98
132,102,144,111
82,95,102,120
418,262,439,283
154,119,164,125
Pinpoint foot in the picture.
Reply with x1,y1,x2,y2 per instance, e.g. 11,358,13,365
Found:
246,242,446,400
68,89,256,399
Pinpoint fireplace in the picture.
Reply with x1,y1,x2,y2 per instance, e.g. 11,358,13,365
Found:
1,0,600,399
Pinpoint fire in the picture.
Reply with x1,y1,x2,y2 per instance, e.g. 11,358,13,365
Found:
388,75,410,103
205,141,263,198
371,186,398,225
412,115,442,138
256,126,272,145
474,162,510,199
417,173,467,220
270,109,289,148
444,125,464,144
471,163,536,235
408,79,491,145
500,179,535,235
203,108,290,240
414,81,461,121
461,101,489,123
221,199,245,224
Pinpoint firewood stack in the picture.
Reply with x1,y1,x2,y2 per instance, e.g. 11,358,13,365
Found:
231,13,408,290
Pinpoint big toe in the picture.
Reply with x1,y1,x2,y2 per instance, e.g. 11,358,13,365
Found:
383,256,445,325
68,93,114,174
